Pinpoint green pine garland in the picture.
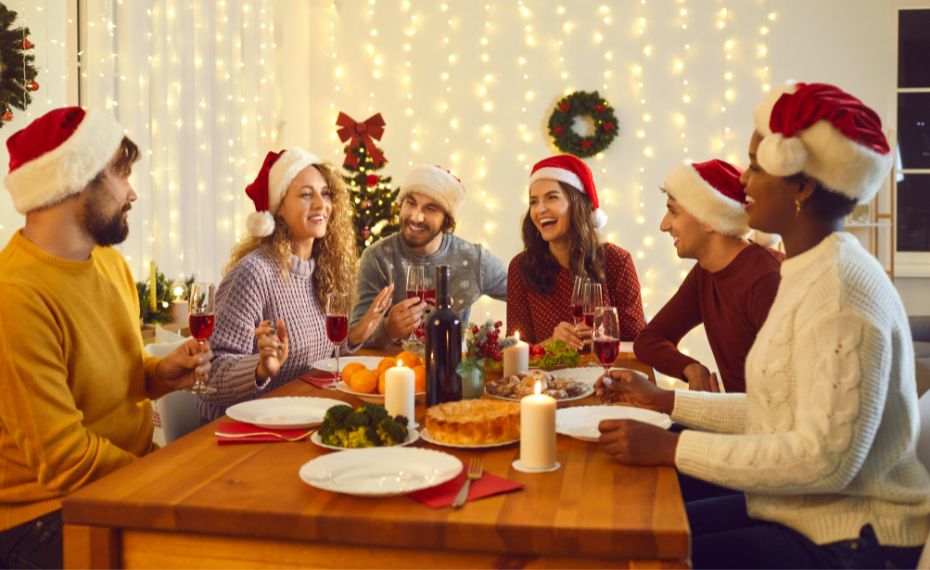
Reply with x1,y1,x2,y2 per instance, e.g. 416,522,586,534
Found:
0,3,38,127
547,91,619,158
136,272,195,324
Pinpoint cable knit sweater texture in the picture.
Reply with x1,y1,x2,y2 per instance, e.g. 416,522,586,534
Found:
672,233,930,546
197,250,354,420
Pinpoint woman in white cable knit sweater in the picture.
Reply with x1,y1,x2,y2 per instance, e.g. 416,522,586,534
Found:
596,83,930,569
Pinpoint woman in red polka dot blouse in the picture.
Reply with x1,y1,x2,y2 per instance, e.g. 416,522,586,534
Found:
507,155,646,348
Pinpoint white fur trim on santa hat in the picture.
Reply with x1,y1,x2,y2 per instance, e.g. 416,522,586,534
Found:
663,162,749,237
748,229,781,248
756,132,809,177
592,208,608,229
397,164,465,220
4,110,124,214
266,148,321,216
752,83,796,136
528,166,583,193
247,211,276,238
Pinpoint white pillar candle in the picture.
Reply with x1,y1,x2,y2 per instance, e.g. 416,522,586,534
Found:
520,381,557,469
385,360,415,422
170,300,189,325
503,331,530,378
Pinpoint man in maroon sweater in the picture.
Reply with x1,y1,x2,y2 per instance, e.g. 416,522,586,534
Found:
634,159,783,392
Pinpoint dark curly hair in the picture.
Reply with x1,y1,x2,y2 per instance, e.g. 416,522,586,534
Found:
518,181,605,295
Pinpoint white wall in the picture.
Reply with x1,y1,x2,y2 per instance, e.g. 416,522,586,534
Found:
0,0,73,245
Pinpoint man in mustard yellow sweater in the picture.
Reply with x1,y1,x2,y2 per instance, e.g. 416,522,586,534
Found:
0,107,212,569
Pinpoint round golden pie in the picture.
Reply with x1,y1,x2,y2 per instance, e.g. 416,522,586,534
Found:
425,400,520,445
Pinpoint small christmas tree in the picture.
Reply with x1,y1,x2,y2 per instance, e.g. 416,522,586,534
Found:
336,112,399,251
0,3,39,127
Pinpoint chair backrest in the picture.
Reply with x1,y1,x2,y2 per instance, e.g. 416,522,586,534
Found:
917,390,930,570
144,339,203,444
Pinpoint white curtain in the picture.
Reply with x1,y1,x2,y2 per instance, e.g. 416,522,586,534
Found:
81,0,279,284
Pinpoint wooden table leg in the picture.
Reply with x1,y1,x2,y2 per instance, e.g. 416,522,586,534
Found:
63,524,120,569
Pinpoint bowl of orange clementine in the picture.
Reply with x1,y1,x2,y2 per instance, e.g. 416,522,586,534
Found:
334,352,427,404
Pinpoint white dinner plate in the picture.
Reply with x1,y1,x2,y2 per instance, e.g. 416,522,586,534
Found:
335,381,426,404
548,367,606,386
226,397,345,430
419,428,519,449
311,355,385,373
555,405,672,442
310,429,420,451
484,383,594,405
298,447,462,497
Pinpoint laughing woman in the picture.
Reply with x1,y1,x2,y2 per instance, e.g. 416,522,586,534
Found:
596,83,930,569
506,154,645,348
197,149,392,420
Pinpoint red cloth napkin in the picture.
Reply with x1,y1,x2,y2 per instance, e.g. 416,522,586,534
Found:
300,370,337,389
214,420,313,445
408,468,523,508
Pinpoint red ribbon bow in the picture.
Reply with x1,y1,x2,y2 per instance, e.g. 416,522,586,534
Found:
336,112,387,168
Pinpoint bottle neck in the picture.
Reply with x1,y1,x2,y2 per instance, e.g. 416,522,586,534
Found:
435,265,452,309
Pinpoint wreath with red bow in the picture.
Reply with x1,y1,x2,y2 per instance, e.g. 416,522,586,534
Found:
547,91,618,158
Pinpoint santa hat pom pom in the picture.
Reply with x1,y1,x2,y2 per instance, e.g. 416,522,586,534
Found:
591,208,608,230
748,229,782,248
757,133,808,177
247,211,276,237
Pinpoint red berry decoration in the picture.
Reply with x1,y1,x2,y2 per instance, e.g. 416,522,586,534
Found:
602,121,615,132
28,81,39,91
547,91,619,158
594,104,605,113
22,38,33,50
2,111,12,122
581,139,592,149
558,102,570,113
552,126,564,136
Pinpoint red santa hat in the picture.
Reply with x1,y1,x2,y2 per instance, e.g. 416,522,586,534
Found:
245,147,322,237
4,106,125,214
753,82,892,203
397,164,466,222
528,154,607,229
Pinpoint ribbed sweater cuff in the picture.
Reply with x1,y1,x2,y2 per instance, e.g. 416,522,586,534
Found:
671,391,747,433
671,390,708,426
223,354,264,398
1,499,61,532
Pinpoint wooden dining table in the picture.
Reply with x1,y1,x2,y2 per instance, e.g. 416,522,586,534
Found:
62,350,690,569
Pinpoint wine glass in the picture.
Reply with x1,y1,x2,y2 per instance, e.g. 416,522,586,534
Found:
570,276,586,325
187,282,217,394
581,281,603,355
592,306,620,372
326,293,350,389
405,264,427,339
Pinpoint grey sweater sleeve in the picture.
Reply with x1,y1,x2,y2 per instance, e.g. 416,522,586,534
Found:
351,247,392,348
479,246,508,301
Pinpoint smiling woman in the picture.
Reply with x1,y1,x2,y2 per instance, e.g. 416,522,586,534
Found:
507,154,645,348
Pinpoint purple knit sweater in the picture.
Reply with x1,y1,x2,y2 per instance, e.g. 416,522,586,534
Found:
197,249,355,420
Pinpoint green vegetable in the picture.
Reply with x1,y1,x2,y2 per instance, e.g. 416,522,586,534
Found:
318,403,409,448
529,340,580,370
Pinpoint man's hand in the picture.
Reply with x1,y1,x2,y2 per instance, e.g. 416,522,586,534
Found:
594,368,674,414
256,319,288,380
599,419,680,466
683,362,720,393
349,284,394,345
383,296,428,340
156,338,213,390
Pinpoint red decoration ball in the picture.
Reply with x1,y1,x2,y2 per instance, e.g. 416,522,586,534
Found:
602,122,615,132
365,174,380,187
558,102,570,113
552,126,564,136
22,38,33,50
28,81,39,91
595,104,606,113
2,111,12,122
361,227,371,239
581,139,592,149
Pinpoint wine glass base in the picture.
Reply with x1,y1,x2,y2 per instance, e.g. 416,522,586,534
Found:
186,384,217,395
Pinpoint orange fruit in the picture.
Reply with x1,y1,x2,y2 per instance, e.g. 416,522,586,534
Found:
378,369,388,394
413,365,427,393
396,351,422,367
348,369,377,394
342,362,366,380
376,356,397,377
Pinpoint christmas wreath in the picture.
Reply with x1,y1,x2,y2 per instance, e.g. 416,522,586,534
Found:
547,91,618,158
0,4,39,127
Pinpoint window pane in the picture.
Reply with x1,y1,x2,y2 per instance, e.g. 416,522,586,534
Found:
898,93,930,170
897,174,930,252
899,9,930,87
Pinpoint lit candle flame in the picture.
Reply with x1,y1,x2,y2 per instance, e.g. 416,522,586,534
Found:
172,285,184,301
534,380,542,395
396,358,404,367
515,330,521,342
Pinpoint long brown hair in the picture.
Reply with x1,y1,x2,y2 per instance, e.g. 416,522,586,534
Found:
518,182,605,295
225,162,358,304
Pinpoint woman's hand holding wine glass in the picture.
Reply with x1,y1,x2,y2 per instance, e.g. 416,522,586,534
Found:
255,318,289,381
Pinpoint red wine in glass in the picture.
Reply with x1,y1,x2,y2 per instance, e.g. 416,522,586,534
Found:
189,313,215,341
422,288,437,306
326,314,348,343
571,304,584,323
582,311,595,327
406,289,424,302
594,337,620,368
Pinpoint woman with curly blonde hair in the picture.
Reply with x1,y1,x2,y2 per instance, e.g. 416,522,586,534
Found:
197,149,392,420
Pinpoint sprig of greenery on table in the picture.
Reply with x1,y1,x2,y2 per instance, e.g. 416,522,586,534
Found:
529,340,580,370
457,319,516,376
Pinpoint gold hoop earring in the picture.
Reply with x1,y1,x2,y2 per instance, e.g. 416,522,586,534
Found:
794,198,802,218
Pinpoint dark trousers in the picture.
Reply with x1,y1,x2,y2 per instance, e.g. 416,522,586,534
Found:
0,510,62,570
687,493,922,569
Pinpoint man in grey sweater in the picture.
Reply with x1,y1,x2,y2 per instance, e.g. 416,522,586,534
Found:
351,164,507,347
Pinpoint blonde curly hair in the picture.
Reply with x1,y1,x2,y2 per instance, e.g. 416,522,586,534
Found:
225,162,358,305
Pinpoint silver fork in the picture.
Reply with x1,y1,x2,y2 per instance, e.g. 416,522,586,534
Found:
452,457,483,508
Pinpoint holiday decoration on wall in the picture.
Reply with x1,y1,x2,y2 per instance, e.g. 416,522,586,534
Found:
0,3,38,127
547,91,618,158
336,111,399,251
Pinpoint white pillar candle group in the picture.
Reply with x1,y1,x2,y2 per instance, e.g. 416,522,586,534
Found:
170,300,189,325
385,360,415,422
520,380,557,469
503,331,529,378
